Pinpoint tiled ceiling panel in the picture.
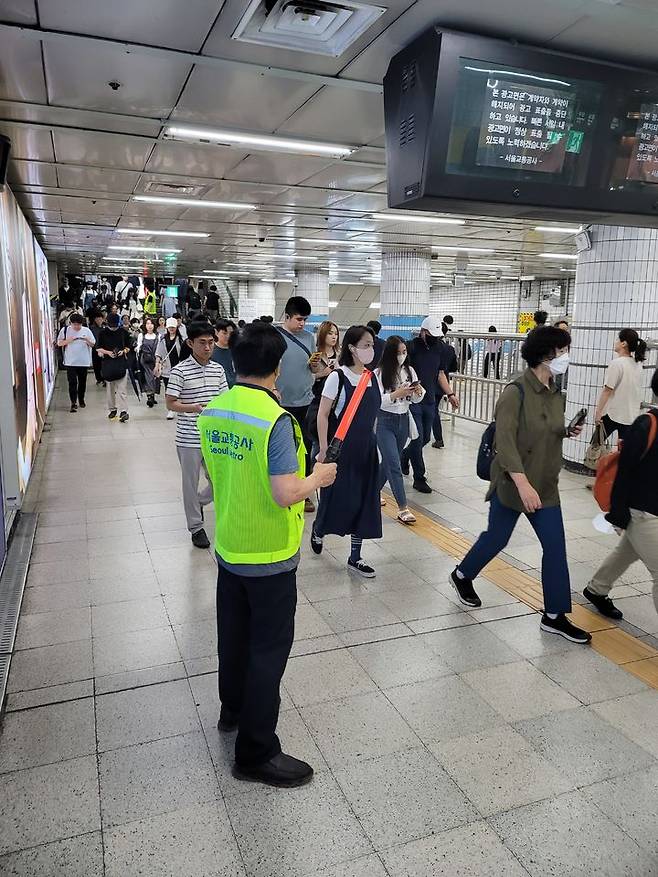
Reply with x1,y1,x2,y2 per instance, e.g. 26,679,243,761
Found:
43,41,191,117
203,179,288,204
229,153,337,186
39,0,222,52
172,66,319,131
55,166,141,193
0,30,47,102
278,87,385,144
300,163,387,191
145,141,246,179
0,1,37,24
0,124,55,162
7,160,58,188
52,131,154,170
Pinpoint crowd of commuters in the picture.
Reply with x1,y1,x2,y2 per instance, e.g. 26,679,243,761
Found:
55,278,656,789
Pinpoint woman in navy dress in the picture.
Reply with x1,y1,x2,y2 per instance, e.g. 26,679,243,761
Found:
311,325,382,577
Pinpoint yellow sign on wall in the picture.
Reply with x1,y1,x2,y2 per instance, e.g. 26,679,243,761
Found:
517,312,535,334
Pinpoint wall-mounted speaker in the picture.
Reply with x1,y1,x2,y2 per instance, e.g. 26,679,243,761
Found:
0,134,10,189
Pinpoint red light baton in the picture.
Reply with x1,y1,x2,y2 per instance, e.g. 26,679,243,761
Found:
324,369,372,463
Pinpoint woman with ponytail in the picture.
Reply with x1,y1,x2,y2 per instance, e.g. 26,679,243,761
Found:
594,328,647,441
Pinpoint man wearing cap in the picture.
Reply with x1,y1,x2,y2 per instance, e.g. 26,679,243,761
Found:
401,316,460,494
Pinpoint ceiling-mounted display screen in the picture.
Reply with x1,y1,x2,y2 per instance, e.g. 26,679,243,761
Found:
384,28,658,225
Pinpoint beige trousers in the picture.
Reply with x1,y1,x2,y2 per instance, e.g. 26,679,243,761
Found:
589,513,658,613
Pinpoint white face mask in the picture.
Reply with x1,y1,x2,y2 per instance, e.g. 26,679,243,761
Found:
397,354,407,366
352,345,374,366
548,352,570,375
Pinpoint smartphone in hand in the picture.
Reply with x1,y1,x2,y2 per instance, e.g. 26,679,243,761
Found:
567,407,588,436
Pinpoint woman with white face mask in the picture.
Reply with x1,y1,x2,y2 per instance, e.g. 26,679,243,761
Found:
376,336,425,524
311,325,382,577
449,326,592,645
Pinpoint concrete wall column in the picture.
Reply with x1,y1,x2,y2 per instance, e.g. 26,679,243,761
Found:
294,269,329,328
564,225,658,465
379,249,431,339
239,280,275,324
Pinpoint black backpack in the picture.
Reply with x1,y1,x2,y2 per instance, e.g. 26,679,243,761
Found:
477,381,524,481
306,369,345,442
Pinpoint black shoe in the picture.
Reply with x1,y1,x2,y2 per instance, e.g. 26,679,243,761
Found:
119,411,129,423
191,528,210,549
233,752,314,788
450,569,482,608
413,479,432,494
217,708,239,733
540,613,592,644
401,460,410,476
431,439,444,449
102,381,107,388
583,587,623,620
70,403,77,413
146,397,154,408
347,557,376,578
108,409,117,420
78,400,86,408
310,525,323,555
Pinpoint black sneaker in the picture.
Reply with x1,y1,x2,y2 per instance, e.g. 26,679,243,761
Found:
432,439,444,449
70,403,77,413
347,558,376,578
401,460,410,476
583,587,623,620
191,528,210,549
78,400,86,408
540,613,592,644
310,525,323,555
108,408,117,420
217,707,239,733
450,569,482,608
233,752,313,788
413,479,432,494
119,411,129,423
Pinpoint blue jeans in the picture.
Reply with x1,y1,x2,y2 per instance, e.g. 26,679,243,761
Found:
401,404,434,482
458,492,572,615
377,411,410,508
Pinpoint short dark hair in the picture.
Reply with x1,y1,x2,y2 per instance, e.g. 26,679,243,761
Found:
521,326,571,367
533,310,548,325
488,325,497,333
107,313,121,328
187,320,215,341
443,314,454,325
367,319,382,335
284,296,311,318
339,325,374,367
232,323,287,377
554,318,569,328
651,368,658,399
215,319,233,332
173,312,182,320
69,313,83,324
209,285,217,291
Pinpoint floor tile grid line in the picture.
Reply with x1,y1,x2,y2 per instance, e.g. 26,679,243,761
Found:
92,677,108,876
381,501,658,690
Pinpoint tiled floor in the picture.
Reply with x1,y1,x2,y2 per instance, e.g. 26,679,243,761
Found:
0,379,656,876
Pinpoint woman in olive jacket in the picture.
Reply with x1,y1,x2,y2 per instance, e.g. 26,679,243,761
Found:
450,326,591,644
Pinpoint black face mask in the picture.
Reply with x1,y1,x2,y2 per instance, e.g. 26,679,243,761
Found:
424,333,438,347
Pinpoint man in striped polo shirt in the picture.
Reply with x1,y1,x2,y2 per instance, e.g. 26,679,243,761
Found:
166,321,228,548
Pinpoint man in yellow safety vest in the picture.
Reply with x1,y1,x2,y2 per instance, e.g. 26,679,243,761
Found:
199,322,337,788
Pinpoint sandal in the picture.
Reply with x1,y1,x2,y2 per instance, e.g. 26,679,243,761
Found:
397,509,416,525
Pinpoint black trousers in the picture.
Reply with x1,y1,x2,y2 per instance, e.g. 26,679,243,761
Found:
92,350,103,383
216,564,297,767
602,414,630,442
283,405,311,476
483,352,502,379
66,366,88,404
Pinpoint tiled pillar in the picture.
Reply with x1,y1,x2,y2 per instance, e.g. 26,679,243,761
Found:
380,249,431,339
563,225,658,465
295,269,329,328
239,280,275,324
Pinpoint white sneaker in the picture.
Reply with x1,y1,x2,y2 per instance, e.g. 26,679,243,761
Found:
166,411,175,420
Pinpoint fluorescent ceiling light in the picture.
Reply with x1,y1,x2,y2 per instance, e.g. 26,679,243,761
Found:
372,213,464,225
102,265,147,271
328,301,338,308
520,275,536,281
535,226,581,234
228,254,317,262
203,270,249,276
116,229,209,238
108,245,182,253
301,238,377,248
433,246,494,254
133,195,257,210
469,263,513,269
166,125,353,158
538,253,578,260
434,280,452,285
369,301,381,308
102,255,163,262
560,267,577,272
262,278,293,283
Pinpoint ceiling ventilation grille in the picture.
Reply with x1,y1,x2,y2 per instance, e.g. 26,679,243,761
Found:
232,0,386,57
144,182,205,196
399,114,415,147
